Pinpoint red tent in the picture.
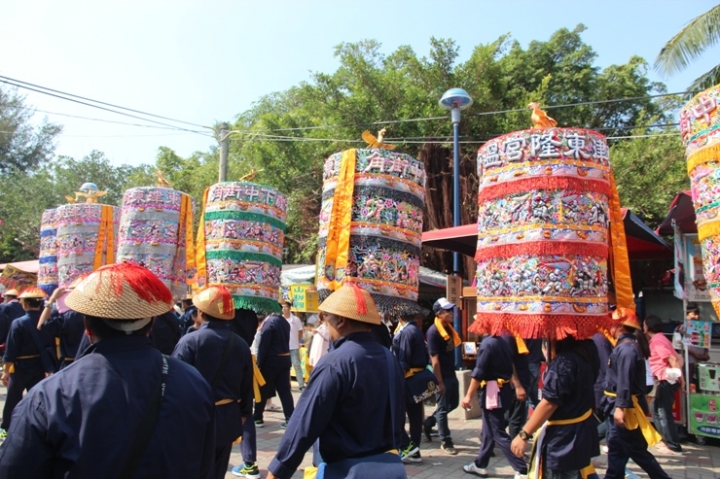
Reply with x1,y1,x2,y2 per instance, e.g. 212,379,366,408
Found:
656,190,696,235
422,209,671,260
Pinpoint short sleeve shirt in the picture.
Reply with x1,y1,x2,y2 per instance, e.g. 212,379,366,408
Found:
286,314,303,350
649,333,680,381
426,324,457,379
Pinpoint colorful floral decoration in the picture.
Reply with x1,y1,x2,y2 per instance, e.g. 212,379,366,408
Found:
195,182,287,313
38,208,59,295
116,187,195,301
681,84,720,316
55,202,119,288
317,148,426,315
470,127,633,339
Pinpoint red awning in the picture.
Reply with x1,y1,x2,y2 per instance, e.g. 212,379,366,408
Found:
422,209,671,260
656,190,696,236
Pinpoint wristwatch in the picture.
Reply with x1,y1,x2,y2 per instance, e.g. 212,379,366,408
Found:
518,429,532,441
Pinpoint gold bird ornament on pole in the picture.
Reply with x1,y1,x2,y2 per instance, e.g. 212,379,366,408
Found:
362,128,396,150
156,170,172,188
239,168,264,182
529,102,557,128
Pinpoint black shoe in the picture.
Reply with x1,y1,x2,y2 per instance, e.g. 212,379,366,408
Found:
423,421,433,442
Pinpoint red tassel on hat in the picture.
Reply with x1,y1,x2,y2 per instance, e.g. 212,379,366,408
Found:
349,284,367,315
210,286,234,315
95,262,172,304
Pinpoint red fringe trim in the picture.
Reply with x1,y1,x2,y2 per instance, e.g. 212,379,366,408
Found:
475,241,608,261
478,176,610,202
468,312,615,340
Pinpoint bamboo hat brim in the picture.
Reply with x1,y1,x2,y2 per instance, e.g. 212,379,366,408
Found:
193,286,235,320
318,284,381,325
612,307,641,330
18,287,47,299
66,262,173,320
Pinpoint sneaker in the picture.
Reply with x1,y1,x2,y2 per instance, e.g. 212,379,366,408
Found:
463,462,488,477
0,429,7,441
441,441,458,455
406,452,422,463
514,473,528,479
231,462,260,478
254,419,264,428
399,442,420,463
280,421,288,429
625,469,640,479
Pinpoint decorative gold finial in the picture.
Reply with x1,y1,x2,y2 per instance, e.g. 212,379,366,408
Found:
72,183,107,204
156,170,172,188
362,128,396,150
239,168,264,182
64,195,77,204
529,102,557,128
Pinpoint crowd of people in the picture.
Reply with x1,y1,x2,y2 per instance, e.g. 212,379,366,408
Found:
0,263,697,479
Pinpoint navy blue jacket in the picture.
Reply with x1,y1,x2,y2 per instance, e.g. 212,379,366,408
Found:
231,308,259,346
0,301,25,345
3,310,54,373
150,311,181,355
0,335,216,479
173,321,253,445
391,321,429,371
39,309,85,368
592,332,614,411
603,333,649,414
269,332,405,479
541,340,599,471
500,334,531,391
471,335,514,408
257,313,290,368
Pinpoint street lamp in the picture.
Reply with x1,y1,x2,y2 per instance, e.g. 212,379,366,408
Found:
439,88,473,369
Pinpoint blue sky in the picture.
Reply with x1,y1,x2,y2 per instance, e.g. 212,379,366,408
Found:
2,0,718,168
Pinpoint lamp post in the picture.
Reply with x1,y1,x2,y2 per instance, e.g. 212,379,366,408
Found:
439,88,473,369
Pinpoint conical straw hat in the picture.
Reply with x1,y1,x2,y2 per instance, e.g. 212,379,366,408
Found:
192,285,235,320
18,287,47,299
318,284,381,325
66,262,173,320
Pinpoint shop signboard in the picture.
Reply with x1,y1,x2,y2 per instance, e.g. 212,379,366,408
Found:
289,284,319,312
689,393,720,438
685,235,712,302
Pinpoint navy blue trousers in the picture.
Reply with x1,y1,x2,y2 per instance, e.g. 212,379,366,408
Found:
254,356,294,422
240,414,256,463
399,393,424,449
1,369,44,430
605,418,671,479
475,390,527,473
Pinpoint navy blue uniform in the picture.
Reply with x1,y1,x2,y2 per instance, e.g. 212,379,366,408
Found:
424,322,460,445
255,313,294,422
501,335,531,438
603,334,671,479
231,308,258,346
39,309,85,369
173,321,253,479
0,301,25,347
0,335,216,479
392,320,429,449
525,338,544,408
592,332,613,414
470,336,526,473
269,332,405,479
541,340,599,474
1,310,54,431
150,311,181,355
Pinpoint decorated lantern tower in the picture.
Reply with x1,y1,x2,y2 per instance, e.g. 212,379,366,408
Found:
681,85,720,316
55,183,119,288
38,208,59,295
469,106,632,339
316,129,426,315
116,175,195,301
196,179,287,313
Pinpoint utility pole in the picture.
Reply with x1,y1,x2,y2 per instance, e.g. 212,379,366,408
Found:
218,122,229,182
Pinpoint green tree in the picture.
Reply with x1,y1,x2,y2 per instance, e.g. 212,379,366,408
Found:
655,4,720,92
0,86,62,174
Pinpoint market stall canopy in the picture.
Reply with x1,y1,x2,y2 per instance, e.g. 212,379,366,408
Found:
657,190,696,235
281,264,453,289
422,208,670,260
0,260,40,274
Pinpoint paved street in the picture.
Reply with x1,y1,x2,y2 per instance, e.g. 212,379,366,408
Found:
2,384,719,478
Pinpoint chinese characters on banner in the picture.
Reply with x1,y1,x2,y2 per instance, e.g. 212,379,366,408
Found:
685,320,713,348
685,235,712,302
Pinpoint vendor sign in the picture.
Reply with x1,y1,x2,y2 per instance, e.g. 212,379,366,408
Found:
289,284,319,312
689,393,720,438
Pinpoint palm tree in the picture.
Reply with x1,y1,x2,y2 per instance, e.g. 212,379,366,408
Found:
655,4,720,93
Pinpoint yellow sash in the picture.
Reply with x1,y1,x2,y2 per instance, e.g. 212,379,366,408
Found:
608,172,634,311
603,391,662,447
434,317,461,347
94,205,115,269
405,367,425,379
324,149,356,291
529,409,594,479
479,378,509,388
251,355,266,402
180,193,196,279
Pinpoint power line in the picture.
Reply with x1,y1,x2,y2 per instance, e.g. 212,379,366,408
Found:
0,78,213,137
0,75,208,129
33,109,200,131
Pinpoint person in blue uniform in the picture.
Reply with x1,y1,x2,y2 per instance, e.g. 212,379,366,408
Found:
150,309,181,354
511,336,600,479
462,334,528,478
525,338,544,409
502,334,530,439
592,331,614,439
173,285,254,479
601,308,671,479
266,284,406,479
0,287,54,438
254,310,294,428
393,311,430,463
0,289,25,353
423,297,461,455
0,262,216,479
36,283,85,369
